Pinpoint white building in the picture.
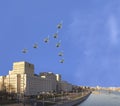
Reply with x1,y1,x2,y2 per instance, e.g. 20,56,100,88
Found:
0,61,57,95
56,74,61,82
0,61,73,95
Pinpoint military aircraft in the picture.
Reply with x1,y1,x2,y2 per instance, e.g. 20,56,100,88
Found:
56,40,61,47
58,51,63,56
59,58,64,63
57,21,63,29
44,36,49,43
53,32,58,38
33,43,38,48
22,49,28,53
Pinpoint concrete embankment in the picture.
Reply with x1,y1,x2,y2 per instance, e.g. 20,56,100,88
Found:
53,92,91,106
4,92,91,106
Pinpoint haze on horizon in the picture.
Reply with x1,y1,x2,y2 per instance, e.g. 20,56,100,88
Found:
0,0,120,87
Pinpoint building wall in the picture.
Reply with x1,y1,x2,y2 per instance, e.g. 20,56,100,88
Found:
25,73,57,95
39,72,57,91
10,61,34,76
0,61,58,95
0,61,72,95
0,76,5,91
56,74,61,82
60,81,72,92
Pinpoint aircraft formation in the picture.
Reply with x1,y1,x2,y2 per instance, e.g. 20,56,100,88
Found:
22,21,64,63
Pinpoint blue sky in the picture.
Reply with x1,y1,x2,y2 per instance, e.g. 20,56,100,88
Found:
0,0,120,87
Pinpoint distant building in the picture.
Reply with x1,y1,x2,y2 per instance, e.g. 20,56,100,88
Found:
59,81,72,92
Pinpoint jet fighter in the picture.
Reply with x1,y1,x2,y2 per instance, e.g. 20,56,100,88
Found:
56,40,61,48
59,58,64,63
22,49,28,53
53,32,58,38
57,21,63,29
44,36,49,43
33,43,38,48
58,51,63,56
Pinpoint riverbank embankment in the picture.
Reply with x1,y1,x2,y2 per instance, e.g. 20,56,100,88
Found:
53,92,91,106
4,92,91,106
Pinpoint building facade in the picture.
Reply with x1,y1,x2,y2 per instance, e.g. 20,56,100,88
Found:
0,61,58,95
58,81,72,92
0,61,73,95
